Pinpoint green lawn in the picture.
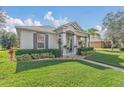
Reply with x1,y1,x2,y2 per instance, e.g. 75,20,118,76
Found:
1,50,124,86
86,48,124,68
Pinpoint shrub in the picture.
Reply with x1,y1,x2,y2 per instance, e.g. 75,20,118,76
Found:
31,54,40,59
16,52,56,62
15,49,61,57
79,47,94,52
120,48,124,51
78,47,94,55
49,53,55,58
81,51,87,56
39,53,49,58
16,54,32,62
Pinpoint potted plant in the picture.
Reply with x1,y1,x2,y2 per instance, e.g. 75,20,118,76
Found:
78,40,82,45
63,45,67,49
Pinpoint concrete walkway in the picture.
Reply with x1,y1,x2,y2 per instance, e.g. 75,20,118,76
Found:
62,55,124,72
81,58,124,72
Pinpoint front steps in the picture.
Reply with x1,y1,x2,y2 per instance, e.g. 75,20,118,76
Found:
62,54,85,60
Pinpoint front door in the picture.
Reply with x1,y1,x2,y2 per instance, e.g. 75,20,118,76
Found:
66,34,74,54
69,38,73,52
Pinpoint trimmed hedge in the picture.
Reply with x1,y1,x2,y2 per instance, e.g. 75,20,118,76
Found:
78,47,94,55
15,49,61,62
120,48,124,51
16,49,61,57
16,53,55,62
16,54,32,62
79,47,94,52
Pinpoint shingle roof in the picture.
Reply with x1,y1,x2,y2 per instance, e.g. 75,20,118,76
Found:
54,21,83,31
15,22,88,36
15,25,56,34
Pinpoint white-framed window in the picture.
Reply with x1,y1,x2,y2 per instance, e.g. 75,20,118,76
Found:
37,33,45,49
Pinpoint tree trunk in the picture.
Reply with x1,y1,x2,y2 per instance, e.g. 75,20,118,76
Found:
88,34,90,47
120,41,124,48
111,40,114,51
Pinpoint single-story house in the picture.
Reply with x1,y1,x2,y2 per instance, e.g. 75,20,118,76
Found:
90,39,111,48
16,22,90,55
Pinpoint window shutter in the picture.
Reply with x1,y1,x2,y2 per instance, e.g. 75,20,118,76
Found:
33,33,37,49
45,34,49,49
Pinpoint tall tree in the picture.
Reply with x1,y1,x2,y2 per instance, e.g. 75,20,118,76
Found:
87,28,100,39
85,28,100,47
0,8,8,48
103,11,124,50
1,31,17,49
0,9,7,31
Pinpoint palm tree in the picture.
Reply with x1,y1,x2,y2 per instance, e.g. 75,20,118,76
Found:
87,28,100,39
85,28,100,47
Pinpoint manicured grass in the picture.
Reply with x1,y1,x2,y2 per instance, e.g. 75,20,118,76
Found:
86,48,124,68
1,50,124,86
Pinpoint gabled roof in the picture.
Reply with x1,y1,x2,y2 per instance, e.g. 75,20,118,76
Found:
16,26,56,34
15,22,88,36
54,22,88,37
54,21,83,31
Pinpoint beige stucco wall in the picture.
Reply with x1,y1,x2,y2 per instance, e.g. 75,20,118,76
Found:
48,34,58,49
19,29,58,49
20,30,34,49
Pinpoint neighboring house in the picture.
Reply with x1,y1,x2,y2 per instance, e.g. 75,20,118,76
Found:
90,39,111,48
16,22,89,55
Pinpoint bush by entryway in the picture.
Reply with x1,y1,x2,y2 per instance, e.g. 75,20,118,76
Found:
78,47,95,56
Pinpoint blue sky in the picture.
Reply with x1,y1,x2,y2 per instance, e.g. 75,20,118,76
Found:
3,6,124,29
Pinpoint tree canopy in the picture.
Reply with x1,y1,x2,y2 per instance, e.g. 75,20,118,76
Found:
0,9,17,49
87,28,100,39
103,11,124,48
1,31,17,49
0,9,8,31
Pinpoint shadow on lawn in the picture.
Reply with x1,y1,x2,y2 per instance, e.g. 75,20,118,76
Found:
16,60,68,73
78,61,108,70
97,49,123,53
0,62,3,64
16,59,108,73
86,52,124,68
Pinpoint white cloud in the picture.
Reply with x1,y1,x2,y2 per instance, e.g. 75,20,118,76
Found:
34,21,42,26
14,18,24,26
24,18,33,26
7,16,42,26
96,25,102,31
44,11,54,21
4,26,16,33
44,11,69,27
6,17,24,26
95,25,106,39
5,16,42,33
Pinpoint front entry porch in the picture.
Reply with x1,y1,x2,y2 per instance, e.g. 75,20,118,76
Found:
60,30,89,56
55,22,89,56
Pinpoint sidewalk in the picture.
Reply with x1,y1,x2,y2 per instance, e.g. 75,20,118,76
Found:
81,58,124,72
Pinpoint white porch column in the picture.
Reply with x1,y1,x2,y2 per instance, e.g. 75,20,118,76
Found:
85,36,90,47
73,34,77,54
85,36,89,47
88,35,90,47
61,32,66,55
